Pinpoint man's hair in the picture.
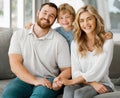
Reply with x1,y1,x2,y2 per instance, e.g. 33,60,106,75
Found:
40,2,58,12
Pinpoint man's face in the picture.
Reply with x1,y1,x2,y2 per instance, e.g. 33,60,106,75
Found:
37,5,57,29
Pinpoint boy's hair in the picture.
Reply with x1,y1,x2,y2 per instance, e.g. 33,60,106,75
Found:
57,3,76,22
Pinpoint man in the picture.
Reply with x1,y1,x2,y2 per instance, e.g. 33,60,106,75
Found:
2,2,71,98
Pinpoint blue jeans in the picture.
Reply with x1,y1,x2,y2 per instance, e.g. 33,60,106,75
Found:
2,77,63,98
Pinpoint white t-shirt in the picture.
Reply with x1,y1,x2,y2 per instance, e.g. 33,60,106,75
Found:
8,28,71,78
71,39,114,89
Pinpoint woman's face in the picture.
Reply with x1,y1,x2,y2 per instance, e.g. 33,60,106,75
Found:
79,11,96,35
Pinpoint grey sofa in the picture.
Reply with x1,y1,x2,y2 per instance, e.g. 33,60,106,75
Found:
0,27,120,98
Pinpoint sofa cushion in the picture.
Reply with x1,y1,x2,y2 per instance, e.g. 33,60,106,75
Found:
109,41,120,79
94,91,120,98
111,77,120,86
0,28,15,80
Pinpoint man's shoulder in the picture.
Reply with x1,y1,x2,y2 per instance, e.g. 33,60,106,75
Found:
51,29,66,41
13,28,30,38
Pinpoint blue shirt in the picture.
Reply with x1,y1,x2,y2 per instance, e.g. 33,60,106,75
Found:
55,27,73,47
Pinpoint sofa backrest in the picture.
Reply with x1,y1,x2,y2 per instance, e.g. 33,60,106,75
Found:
109,41,120,78
0,28,15,80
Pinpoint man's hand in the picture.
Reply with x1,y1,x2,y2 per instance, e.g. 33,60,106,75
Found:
34,78,52,89
52,77,63,91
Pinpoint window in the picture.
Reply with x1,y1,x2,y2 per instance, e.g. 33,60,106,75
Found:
25,0,32,25
108,0,120,30
0,0,34,28
11,0,17,27
0,0,4,27
108,0,120,41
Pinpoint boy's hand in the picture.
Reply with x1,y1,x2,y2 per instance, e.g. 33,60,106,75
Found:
105,32,113,39
25,23,33,29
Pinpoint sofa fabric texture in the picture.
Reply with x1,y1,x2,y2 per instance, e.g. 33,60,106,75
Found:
0,27,120,98
0,28,15,80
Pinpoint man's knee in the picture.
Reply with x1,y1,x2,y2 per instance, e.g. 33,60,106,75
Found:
2,88,18,98
31,86,56,98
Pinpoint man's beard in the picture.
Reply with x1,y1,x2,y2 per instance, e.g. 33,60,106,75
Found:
37,17,52,29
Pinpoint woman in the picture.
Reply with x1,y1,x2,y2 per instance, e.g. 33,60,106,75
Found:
62,4,114,98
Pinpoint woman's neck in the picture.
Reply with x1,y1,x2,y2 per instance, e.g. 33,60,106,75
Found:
86,34,95,51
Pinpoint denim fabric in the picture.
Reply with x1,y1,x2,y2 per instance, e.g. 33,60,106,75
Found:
2,77,63,98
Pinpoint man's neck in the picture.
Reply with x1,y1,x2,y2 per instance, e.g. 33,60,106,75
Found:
33,23,50,38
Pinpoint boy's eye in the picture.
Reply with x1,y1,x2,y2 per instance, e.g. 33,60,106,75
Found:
66,15,71,18
59,17,63,19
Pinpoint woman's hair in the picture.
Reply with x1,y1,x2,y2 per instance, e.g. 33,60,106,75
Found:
74,4,106,57
57,3,76,23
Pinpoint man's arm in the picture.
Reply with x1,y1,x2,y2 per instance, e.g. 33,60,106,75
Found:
9,54,52,88
9,54,38,85
59,67,71,79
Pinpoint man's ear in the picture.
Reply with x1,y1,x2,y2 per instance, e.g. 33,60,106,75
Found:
37,10,40,17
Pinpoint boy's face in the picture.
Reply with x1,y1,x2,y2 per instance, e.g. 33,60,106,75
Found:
58,12,74,30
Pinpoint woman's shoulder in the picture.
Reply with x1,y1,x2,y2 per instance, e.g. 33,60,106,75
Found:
103,38,114,49
105,38,113,44
71,40,78,47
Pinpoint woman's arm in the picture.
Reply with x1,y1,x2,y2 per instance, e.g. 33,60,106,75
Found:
81,39,114,82
62,41,86,85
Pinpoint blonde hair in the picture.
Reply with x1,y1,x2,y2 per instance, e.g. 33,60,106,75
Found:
74,4,105,57
57,3,76,23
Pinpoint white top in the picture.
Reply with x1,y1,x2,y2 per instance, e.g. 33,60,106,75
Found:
8,28,71,78
71,39,114,89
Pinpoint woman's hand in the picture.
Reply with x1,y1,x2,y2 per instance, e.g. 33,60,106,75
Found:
90,82,108,94
61,78,74,86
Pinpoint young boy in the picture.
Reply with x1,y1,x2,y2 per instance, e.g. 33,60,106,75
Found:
55,3,76,47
